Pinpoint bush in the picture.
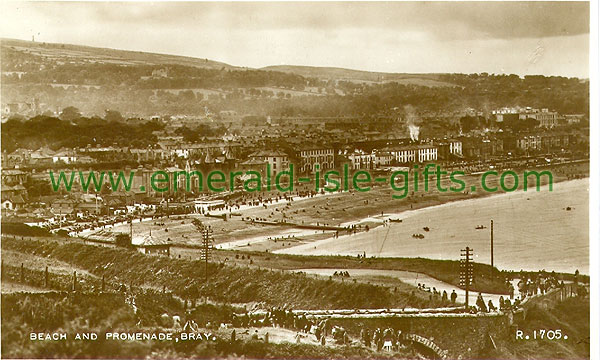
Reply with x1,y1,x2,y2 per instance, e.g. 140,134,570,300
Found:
1,222,51,237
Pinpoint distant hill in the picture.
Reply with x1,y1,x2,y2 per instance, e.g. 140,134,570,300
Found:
2,38,457,87
0,38,588,119
1,38,238,70
261,65,458,87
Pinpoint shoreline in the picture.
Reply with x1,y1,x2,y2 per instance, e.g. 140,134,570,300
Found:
273,178,589,274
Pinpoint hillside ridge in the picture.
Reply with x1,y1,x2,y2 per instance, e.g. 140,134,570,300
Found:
1,37,456,85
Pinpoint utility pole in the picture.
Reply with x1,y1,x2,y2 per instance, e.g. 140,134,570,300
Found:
166,197,169,218
129,217,133,244
490,219,494,271
200,225,214,283
460,247,474,310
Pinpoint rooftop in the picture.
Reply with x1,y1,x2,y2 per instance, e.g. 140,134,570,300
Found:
132,234,171,247
249,149,289,158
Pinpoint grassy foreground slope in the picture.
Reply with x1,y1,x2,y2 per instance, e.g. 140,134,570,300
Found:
1,286,589,359
2,236,433,310
494,296,590,359
1,292,389,359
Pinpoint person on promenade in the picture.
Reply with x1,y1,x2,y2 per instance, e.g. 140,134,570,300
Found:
476,293,488,312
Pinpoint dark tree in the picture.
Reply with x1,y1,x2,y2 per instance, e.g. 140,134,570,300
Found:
104,110,124,122
59,106,81,122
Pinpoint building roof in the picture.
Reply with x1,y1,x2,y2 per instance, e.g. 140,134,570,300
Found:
52,198,76,205
241,158,267,166
388,144,438,151
1,184,26,192
75,202,101,209
205,151,214,163
53,149,76,157
224,147,235,160
2,194,25,204
249,150,289,158
2,169,26,175
106,198,126,207
31,147,55,158
164,166,185,173
297,144,333,151
375,151,393,156
132,234,171,247
9,149,32,156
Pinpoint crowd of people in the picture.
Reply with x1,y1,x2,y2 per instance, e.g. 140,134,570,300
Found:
360,327,409,352
417,283,457,306
233,309,351,346
333,271,350,278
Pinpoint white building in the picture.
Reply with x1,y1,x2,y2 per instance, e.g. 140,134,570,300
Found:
389,145,438,164
534,109,559,128
248,150,290,177
348,151,393,170
298,145,335,173
449,140,462,156
52,149,78,164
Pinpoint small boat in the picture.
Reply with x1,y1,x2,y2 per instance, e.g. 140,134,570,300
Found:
475,225,487,230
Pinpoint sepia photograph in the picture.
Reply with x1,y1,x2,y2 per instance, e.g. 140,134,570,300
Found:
0,1,596,359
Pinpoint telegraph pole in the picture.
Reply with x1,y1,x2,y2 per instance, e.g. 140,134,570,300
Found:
200,225,214,283
490,220,494,270
460,247,474,310
129,217,133,243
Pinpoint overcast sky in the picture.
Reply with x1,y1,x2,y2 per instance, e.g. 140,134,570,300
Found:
0,1,590,78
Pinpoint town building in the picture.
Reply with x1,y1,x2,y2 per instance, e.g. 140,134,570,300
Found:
133,234,171,256
297,145,335,173
516,133,571,152
564,114,585,125
1,195,25,211
435,139,463,160
1,184,28,201
7,149,32,167
348,151,374,170
534,109,560,128
388,144,438,164
373,151,394,168
516,135,543,151
461,137,503,159
347,150,393,170
52,148,78,164
1,169,28,185
151,68,169,78
248,150,290,178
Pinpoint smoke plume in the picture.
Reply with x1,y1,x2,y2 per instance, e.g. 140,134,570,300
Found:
404,105,420,141
408,124,420,141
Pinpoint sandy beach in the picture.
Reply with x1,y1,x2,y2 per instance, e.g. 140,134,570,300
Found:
276,179,589,274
